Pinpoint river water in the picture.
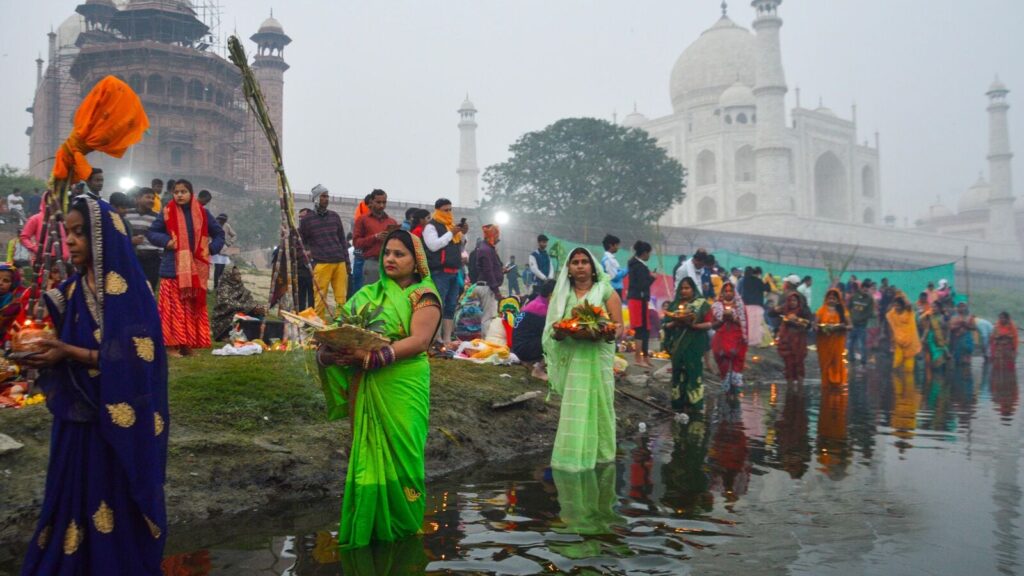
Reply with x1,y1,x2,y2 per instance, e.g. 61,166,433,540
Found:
7,356,1023,575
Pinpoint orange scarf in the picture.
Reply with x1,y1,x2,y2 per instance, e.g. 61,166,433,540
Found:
483,224,500,246
165,200,210,300
432,209,463,244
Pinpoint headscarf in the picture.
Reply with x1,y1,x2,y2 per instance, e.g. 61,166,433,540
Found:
40,196,168,544
431,209,463,244
816,287,848,325
339,229,437,325
542,247,613,396
482,224,500,246
164,194,210,300
886,291,922,356
712,281,747,342
0,262,23,310
311,184,329,216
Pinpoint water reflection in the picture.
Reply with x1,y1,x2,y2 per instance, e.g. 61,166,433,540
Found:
5,353,1022,575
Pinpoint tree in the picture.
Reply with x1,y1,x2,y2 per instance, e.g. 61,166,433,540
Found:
482,118,686,239
231,198,280,250
0,165,47,198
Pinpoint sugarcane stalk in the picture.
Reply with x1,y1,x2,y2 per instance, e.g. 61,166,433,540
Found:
227,36,329,316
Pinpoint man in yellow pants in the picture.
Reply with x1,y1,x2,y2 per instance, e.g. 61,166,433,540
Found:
298,184,350,319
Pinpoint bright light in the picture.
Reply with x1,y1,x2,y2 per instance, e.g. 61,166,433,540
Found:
118,177,136,190
494,210,511,225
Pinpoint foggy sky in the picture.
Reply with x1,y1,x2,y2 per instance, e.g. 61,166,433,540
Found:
0,0,1021,225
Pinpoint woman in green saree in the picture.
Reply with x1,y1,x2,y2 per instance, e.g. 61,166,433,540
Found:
543,247,624,472
317,229,441,549
663,277,712,412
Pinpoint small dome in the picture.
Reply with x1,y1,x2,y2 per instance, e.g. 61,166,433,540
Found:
958,175,991,213
669,15,756,113
621,111,648,129
926,203,953,220
459,95,476,112
258,16,285,34
57,14,87,49
815,106,836,117
718,81,755,109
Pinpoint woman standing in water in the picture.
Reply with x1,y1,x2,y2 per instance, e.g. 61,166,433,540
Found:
317,230,441,548
816,288,851,386
20,197,168,575
711,282,748,391
543,247,623,471
886,291,921,372
771,291,812,385
663,277,712,412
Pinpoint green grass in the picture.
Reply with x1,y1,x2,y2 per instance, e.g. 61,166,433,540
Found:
168,352,326,432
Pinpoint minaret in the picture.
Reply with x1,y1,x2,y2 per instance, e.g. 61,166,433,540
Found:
249,13,291,197
751,0,790,213
35,54,44,87
985,76,1018,251
457,95,480,207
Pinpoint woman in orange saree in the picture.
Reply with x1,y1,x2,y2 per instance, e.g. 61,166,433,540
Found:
815,288,851,386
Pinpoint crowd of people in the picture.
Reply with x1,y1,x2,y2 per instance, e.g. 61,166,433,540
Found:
7,175,1020,572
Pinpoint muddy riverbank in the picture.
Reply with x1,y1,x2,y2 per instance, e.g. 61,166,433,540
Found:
0,349,792,563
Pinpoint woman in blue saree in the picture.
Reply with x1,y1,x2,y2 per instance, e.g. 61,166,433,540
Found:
20,197,168,575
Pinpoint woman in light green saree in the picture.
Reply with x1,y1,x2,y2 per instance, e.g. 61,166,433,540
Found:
543,247,624,472
317,229,441,549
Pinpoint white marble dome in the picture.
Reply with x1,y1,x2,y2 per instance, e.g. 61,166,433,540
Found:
258,16,285,34
621,108,649,128
718,81,755,109
958,175,991,214
669,15,756,113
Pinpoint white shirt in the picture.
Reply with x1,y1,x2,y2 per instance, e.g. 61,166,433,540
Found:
422,223,454,252
674,258,701,289
7,194,23,211
797,283,812,304
529,253,556,282
601,251,620,278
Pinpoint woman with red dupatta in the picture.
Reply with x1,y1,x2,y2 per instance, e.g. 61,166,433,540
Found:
146,180,224,356
0,263,28,346
991,311,1019,369
711,282,748,391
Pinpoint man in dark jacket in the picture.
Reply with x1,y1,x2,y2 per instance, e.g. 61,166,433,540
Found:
475,224,504,336
848,280,875,364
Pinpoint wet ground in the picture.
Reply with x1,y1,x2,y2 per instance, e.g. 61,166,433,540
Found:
5,354,1022,575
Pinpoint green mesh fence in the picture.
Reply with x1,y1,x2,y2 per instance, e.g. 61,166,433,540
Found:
546,235,956,310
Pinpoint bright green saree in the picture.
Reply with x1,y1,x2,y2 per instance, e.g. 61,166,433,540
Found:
320,231,439,550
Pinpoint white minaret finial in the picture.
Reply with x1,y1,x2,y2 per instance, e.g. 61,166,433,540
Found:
721,1,728,17
985,75,1018,254
458,95,480,207
751,0,791,214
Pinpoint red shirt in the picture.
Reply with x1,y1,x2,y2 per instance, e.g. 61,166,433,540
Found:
353,211,398,259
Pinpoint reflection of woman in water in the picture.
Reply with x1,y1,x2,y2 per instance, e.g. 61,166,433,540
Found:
549,465,625,560
708,400,750,503
891,367,921,452
775,384,811,479
661,418,713,517
816,385,850,480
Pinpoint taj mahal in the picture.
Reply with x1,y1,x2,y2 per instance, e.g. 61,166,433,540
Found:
610,0,1022,267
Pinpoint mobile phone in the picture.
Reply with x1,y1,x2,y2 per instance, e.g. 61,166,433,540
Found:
8,351,41,361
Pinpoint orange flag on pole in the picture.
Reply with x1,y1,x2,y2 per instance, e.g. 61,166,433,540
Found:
52,75,149,184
